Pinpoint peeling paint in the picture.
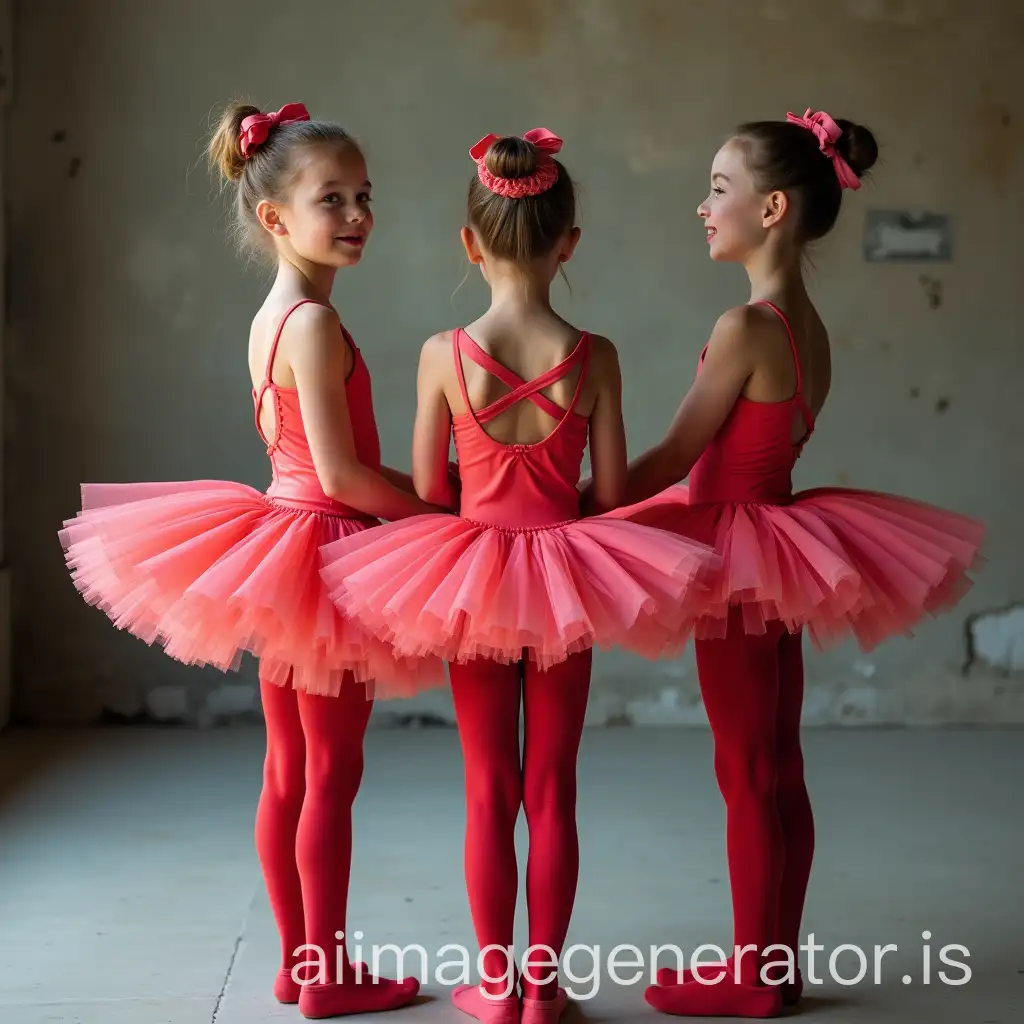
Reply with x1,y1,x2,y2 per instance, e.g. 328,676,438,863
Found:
968,605,1024,673
627,687,707,727
919,275,943,309
801,687,833,723
456,0,550,57
837,685,880,722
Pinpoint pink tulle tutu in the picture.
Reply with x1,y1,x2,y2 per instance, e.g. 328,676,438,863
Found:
319,512,719,669
59,480,446,697
606,484,986,651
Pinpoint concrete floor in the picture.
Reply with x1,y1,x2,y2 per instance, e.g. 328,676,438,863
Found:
0,725,1020,1024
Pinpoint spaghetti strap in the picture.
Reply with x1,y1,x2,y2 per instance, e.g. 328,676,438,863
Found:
253,299,325,447
452,329,474,415
264,299,322,384
756,301,802,392
565,332,593,416
756,300,815,437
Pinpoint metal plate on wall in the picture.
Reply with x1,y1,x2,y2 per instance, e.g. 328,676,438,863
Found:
864,210,952,262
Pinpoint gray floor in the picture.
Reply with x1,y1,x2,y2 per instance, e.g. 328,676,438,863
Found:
0,724,1021,1023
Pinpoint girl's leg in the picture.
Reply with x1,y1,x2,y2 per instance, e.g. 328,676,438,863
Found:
255,674,307,1002
774,629,813,990
449,658,524,1007
656,628,810,1009
294,678,419,1018
520,650,592,1004
647,610,784,1018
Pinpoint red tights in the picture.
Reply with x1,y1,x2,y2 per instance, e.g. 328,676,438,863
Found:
648,612,813,1017
255,674,372,984
256,674,420,1016
695,613,815,979
449,650,592,1001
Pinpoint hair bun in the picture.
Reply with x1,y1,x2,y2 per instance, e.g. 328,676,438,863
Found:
484,136,540,181
835,120,878,177
208,101,262,182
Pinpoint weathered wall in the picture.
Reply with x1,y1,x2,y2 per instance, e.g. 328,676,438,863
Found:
7,0,1023,726
0,0,12,732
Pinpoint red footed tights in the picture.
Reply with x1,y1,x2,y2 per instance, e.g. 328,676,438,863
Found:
647,612,814,1017
256,674,373,984
694,611,815,982
255,675,422,1017
449,651,592,1002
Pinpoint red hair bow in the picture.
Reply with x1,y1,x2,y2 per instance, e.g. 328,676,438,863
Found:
239,103,311,158
786,108,860,191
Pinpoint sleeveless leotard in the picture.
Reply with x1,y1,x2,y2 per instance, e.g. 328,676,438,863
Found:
319,328,718,668
608,302,986,650
59,300,444,696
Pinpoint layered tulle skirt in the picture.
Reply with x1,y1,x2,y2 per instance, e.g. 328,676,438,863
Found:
604,484,986,651
318,513,719,669
59,480,445,697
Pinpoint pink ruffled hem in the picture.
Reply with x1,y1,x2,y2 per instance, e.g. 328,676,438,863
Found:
606,484,986,652
59,480,445,698
319,513,718,669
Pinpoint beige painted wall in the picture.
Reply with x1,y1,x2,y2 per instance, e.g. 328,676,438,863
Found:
7,0,1023,726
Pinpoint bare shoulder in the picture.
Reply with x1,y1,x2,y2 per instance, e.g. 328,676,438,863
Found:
419,330,460,409
420,329,456,367
586,333,621,376
578,334,621,418
278,302,347,370
717,304,778,339
281,301,343,347
704,305,764,363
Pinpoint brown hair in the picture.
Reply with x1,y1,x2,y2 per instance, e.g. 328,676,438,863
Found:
467,136,577,263
735,117,878,241
207,101,360,258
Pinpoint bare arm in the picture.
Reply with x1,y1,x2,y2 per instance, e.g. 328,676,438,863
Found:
620,307,758,505
584,336,628,514
585,307,758,510
287,306,443,520
411,334,459,509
